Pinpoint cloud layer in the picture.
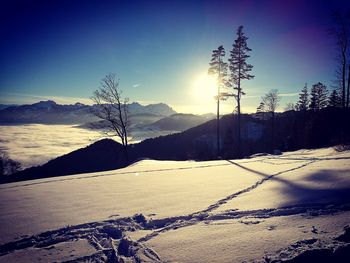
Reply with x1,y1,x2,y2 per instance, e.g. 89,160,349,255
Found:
0,124,117,169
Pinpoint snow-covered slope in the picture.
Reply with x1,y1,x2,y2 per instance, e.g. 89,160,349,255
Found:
0,148,350,262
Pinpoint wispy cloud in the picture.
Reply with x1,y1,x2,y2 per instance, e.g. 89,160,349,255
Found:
242,92,299,99
279,92,299,97
132,84,141,88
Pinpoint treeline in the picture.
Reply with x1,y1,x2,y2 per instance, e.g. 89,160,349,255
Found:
207,10,350,159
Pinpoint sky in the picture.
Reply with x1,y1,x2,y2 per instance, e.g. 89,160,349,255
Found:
0,0,348,114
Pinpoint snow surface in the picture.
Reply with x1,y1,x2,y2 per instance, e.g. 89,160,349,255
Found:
0,147,349,262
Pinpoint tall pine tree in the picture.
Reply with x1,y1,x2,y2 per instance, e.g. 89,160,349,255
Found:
208,45,228,157
310,82,328,111
297,83,309,112
228,25,254,157
328,89,342,107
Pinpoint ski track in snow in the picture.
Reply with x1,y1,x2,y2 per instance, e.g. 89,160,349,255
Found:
1,153,350,262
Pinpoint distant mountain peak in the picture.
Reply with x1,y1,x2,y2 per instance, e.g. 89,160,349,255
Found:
74,102,86,106
129,102,141,106
32,100,57,109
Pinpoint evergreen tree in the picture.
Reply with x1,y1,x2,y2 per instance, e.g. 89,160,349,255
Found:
208,45,228,157
256,102,265,114
309,82,328,111
228,25,254,157
328,89,342,107
296,83,309,111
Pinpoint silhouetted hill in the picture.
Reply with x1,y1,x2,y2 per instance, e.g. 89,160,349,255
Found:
2,107,349,184
141,113,215,131
2,139,124,183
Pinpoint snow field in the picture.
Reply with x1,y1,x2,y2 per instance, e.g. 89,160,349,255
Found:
0,147,349,262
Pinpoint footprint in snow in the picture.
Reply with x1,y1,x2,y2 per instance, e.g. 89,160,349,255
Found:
267,225,277,231
239,220,262,225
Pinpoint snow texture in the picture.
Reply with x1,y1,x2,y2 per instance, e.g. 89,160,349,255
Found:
0,147,350,262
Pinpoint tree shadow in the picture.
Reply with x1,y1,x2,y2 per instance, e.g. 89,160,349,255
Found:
227,160,350,207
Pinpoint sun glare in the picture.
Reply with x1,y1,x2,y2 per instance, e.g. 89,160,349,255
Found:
191,73,217,103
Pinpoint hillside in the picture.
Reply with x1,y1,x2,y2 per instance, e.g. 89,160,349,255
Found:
4,107,350,183
0,148,349,262
142,113,215,132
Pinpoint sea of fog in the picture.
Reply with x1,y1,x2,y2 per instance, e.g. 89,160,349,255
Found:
0,124,118,169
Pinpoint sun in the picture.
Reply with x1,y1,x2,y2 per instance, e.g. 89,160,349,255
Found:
191,73,217,103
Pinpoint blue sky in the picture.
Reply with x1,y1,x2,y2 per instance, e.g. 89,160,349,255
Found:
0,0,348,113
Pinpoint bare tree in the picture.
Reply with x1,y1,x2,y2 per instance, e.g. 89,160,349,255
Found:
208,45,228,157
91,73,130,162
329,10,350,107
284,102,296,111
0,151,21,177
260,89,281,151
261,89,280,114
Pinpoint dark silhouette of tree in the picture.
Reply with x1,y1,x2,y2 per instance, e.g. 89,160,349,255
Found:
296,83,309,112
329,10,350,107
348,64,350,107
228,25,254,157
0,151,21,177
260,89,281,151
208,45,228,157
91,73,130,162
284,103,296,111
309,82,328,111
256,102,268,120
295,84,309,148
328,89,342,107
256,102,265,114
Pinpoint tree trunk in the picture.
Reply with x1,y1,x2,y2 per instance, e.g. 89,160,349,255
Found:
124,134,129,164
237,96,241,158
217,97,220,157
271,111,275,152
347,64,350,108
123,145,129,164
342,54,346,107
237,63,242,158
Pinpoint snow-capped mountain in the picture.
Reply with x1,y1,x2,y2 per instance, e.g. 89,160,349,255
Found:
0,100,176,124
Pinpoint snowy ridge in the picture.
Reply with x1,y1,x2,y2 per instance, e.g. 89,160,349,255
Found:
0,148,350,262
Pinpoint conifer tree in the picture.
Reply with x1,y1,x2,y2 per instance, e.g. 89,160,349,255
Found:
228,25,254,157
309,82,328,111
208,45,228,157
328,89,342,107
297,84,309,112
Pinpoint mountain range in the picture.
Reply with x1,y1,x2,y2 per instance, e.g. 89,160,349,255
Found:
0,100,177,124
